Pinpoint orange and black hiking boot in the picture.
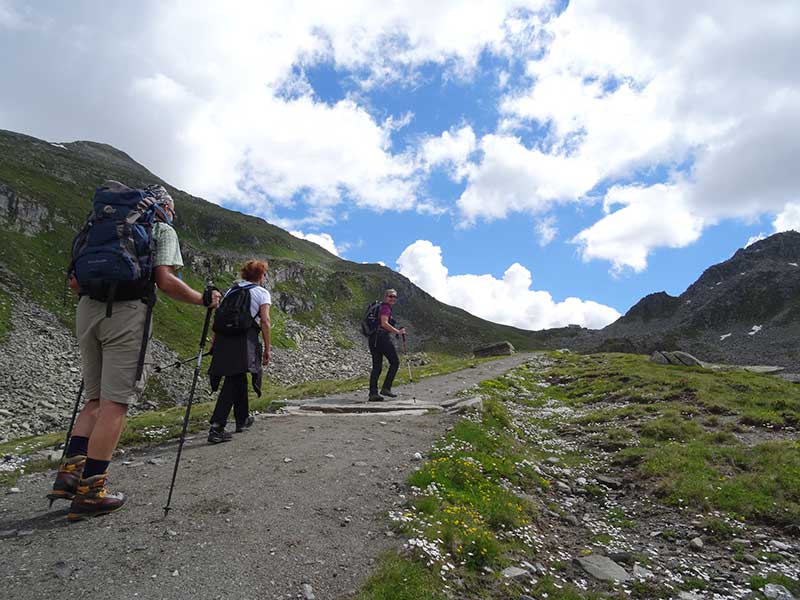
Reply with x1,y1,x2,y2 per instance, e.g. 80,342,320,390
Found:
67,472,126,521
46,455,86,506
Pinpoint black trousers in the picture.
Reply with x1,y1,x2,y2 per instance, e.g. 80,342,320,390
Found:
210,373,249,428
369,334,399,394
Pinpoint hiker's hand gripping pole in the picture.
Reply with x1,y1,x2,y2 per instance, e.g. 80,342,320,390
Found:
163,280,215,518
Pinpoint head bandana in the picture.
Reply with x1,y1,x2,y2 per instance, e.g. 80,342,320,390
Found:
144,184,174,209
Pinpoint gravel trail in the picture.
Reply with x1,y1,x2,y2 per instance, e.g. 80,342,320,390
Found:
0,353,535,600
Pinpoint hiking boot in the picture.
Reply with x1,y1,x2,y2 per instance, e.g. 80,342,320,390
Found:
368,393,385,402
380,389,397,398
235,415,255,433
67,473,126,521
46,454,86,504
208,426,233,444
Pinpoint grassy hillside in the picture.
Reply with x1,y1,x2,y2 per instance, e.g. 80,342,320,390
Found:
363,353,800,599
0,129,547,355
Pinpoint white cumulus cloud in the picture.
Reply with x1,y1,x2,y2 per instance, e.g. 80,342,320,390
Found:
0,0,552,222
419,125,477,182
458,134,598,223
396,240,620,329
459,0,800,270
774,203,800,233
573,183,705,273
289,230,342,256
535,216,557,247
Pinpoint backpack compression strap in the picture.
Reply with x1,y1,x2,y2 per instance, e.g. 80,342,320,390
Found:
125,196,156,224
100,196,157,319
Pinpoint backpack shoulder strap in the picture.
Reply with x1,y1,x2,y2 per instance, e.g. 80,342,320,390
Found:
225,283,256,297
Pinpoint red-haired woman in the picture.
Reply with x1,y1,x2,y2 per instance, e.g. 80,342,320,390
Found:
207,260,272,443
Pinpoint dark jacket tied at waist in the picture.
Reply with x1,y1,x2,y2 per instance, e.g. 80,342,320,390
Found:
208,327,263,397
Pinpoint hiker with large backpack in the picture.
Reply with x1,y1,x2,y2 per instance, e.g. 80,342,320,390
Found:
206,259,272,443
47,181,221,521
364,288,405,402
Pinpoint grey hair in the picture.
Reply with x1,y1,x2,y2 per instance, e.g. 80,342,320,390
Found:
384,288,398,298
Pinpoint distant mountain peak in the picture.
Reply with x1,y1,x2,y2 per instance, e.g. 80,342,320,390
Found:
619,291,680,323
599,230,800,368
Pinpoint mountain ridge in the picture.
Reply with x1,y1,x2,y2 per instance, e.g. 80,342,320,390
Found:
593,231,800,369
0,128,556,356
3,127,799,374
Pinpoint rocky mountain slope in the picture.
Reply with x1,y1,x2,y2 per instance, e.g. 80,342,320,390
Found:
590,231,800,369
0,128,551,354
4,126,798,441
0,129,564,441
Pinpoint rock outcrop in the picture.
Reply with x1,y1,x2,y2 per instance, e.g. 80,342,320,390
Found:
473,341,515,358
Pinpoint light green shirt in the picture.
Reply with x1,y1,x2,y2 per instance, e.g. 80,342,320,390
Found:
153,222,183,269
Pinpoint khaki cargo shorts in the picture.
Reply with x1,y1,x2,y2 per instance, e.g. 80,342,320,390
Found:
76,297,152,405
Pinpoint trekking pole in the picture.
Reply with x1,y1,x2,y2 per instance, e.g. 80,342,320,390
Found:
153,351,211,373
60,378,84,461
402,334,416,404
50,378,84,507
163,284,215,518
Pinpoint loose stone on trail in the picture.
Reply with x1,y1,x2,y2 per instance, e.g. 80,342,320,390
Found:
51,561,72,579
301,583,315,600
689,537,704,550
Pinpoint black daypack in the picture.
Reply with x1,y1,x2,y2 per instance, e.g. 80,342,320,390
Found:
70,181,162,309
213,284,257,336
360,300,382,337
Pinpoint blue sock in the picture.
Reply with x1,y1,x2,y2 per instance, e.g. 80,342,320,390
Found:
66,435,89,458
82,458,110,479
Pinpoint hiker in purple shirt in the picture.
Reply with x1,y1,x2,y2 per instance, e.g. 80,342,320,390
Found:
368,288,405,402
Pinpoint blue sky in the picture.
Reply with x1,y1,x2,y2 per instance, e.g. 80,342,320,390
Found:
1,1,798,329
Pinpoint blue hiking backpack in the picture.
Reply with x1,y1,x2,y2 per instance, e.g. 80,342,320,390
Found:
70,181,169,310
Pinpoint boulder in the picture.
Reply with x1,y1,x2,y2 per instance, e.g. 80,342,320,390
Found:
575,555,631,582
650,350,704,368
472,341,515,358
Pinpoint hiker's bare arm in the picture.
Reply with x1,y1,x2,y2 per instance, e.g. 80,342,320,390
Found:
260,304,271,365
380,314,405,335
155,265,221,307
69,275,80,295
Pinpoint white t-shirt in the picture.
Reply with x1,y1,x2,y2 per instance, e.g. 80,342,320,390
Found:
224,281,271,323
